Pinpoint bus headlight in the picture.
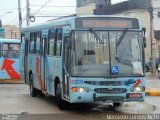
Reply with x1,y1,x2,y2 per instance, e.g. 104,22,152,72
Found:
78,88,84,93
135,87,141,92
78,87,90,92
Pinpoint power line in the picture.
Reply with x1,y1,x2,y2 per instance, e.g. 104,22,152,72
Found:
34,15,75,17
30,5,76,7
7,7,26,25
0,8,17,11
31,0,52,16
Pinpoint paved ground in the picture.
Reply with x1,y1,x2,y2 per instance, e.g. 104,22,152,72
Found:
145,72,160,90
0,74,159,119
0,84,158,114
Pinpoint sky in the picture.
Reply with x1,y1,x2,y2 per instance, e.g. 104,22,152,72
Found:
0,0,126,27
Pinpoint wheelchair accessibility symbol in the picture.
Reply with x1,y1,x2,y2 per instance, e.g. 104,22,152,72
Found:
112,66,119,74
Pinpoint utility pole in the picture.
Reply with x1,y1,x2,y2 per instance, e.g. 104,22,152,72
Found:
26,0,30,26
18,0,22,32
148,0,156,74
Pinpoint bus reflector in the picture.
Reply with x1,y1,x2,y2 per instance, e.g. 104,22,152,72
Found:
72,87,77,92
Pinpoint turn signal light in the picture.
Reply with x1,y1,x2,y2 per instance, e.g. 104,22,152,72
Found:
72,87,77,92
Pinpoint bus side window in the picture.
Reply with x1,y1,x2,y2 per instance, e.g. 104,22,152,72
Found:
0,43,1,57
2,43,20,58
48,29,55,56
30,32,36,54
36,32,41,54
55,28,63,56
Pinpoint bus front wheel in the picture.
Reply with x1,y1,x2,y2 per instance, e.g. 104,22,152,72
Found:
55,83,70,110
29,74,38,97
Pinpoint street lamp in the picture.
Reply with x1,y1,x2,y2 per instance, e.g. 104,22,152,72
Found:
0,11,12,18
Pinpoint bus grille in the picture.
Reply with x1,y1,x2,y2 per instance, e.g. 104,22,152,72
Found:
94,96,125,101
94,88,127,94
84,80,136,86
85,81,125,86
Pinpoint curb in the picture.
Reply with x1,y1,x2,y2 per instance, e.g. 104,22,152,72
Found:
145,89,160,96
0,79,24,84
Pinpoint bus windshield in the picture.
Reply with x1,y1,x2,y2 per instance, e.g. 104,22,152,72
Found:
70,30,144,77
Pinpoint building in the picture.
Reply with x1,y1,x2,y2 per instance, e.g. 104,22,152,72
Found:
76,0,111,15
76,0,160,60
3,25,20,39
0,19,4,38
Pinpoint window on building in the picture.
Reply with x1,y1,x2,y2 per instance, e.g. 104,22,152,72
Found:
155,30,160,40
158,12,160,18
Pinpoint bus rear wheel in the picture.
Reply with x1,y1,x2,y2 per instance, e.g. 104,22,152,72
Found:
55,83,70,110
29,74,38,97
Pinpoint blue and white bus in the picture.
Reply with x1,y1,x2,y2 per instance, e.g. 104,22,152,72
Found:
0,39,20,81
20,15,146,109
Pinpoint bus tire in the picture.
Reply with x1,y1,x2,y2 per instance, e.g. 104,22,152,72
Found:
113,102,124,107
38,91,45,97
158,71,160,79
55,83,70,110
29,73,38,97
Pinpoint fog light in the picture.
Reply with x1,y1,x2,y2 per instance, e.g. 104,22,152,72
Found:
135,87,140,92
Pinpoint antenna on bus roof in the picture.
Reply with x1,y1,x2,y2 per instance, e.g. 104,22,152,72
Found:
47,14,76,22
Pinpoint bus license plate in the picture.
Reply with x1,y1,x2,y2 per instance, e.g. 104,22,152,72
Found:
127,93,142,98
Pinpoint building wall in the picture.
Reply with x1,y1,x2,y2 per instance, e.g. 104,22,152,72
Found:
76,0,111,16
3,25,20,39
77,0,95,7
153,0,160,30
76,3,96,16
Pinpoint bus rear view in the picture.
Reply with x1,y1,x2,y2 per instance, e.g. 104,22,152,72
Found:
0,39,20,81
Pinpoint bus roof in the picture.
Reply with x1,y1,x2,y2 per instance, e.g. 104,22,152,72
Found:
0,39,20,43
22,15,141,32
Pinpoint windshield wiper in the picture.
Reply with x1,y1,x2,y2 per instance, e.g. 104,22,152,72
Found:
89,28,104,44
116,29,128,46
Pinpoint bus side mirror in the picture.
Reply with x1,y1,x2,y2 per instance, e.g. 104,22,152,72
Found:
143,37,147,48
64,36,72,49
142,27,146,35
142,27,147,48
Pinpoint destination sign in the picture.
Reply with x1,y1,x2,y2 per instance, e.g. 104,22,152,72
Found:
75,17,140,29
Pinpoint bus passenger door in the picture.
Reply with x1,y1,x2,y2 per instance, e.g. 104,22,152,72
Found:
20,34,29,83
63,33,71,99
40,35,47,91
